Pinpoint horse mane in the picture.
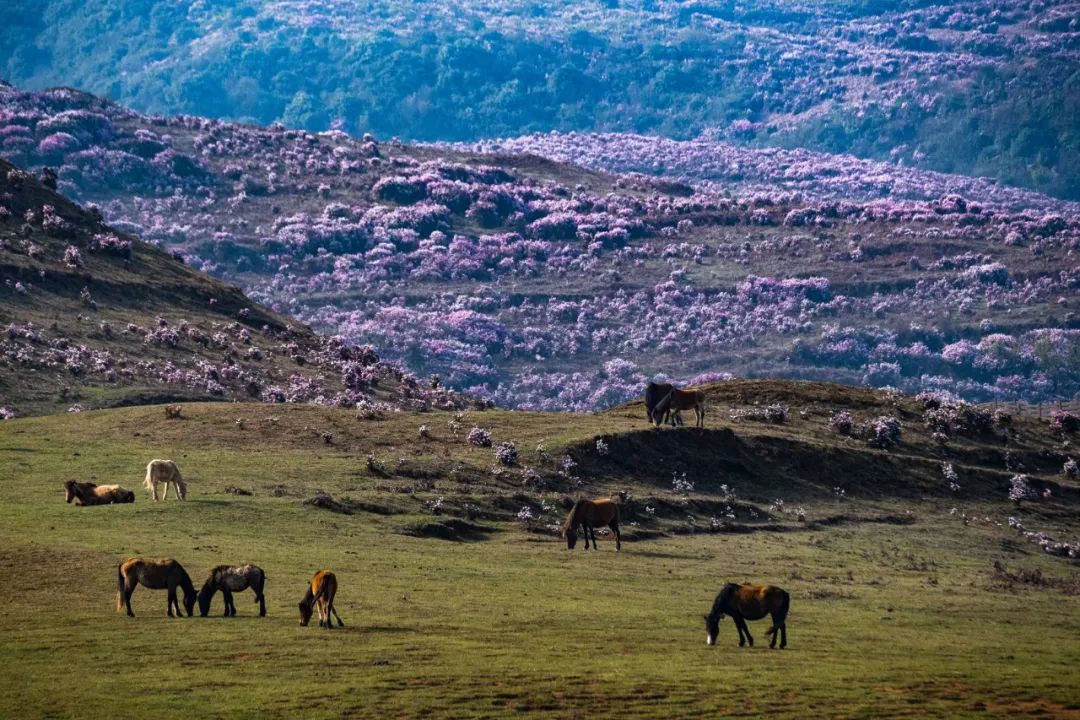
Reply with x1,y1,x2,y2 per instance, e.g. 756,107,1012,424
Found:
561,500,582,536
709,583,740,618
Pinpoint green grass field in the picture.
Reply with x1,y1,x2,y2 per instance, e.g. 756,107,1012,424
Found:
1,397,1078,719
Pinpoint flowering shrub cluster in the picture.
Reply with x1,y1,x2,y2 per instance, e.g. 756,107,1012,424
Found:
467,426,493,448
866,416,903,449
493,441,518,466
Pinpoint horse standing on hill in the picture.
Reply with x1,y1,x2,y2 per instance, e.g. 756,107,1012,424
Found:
644,382,682,427
653,387,705,428
561,498,622,551
197,564,267,617
64,480,135,505
298,570,344,628
116,557,197,618
144,459,187,501
704,583,789,648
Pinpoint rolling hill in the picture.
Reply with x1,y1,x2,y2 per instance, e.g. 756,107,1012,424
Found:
2,82,1077,411
0,155,465,417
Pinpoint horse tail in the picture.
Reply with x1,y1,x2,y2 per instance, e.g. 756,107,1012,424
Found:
767,590,790,635
116,562,125,611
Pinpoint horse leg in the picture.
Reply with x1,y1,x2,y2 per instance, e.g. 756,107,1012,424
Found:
739,618,754,647
589,525,599,549
610,521,621,552
222,589,234,616
582,524,591,550
167,584,177,618
330,603,344,627
124,580,136,617
257,590,266,617
150,481,158,502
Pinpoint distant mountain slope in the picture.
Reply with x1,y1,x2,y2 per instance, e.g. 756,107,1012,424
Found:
2,0,1078,199
0,156,465,417
1,83,1078,411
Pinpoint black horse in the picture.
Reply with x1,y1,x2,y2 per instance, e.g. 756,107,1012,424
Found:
644,382,682,427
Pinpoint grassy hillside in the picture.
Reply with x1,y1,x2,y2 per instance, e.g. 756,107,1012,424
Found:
0,156,465,416
0,383,1077,717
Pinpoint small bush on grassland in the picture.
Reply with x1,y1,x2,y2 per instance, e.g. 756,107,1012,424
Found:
865,416,902,449
468,426,492,447
829,410,854,435
493,441,518,466
1050,410,1079,434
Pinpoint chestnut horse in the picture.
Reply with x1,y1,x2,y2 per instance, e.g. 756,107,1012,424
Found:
197,564,267,617
653,387,705,428
64,480,135,505
116,557,197,618
704,583,789,648
562,498,622,551
298,570,343,628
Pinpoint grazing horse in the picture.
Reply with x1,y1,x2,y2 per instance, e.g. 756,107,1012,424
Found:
561,498,622,551
144,459,187,501
653,387,705,428
644,382,682,427
64,480,134,506
116,557,197,618
704,583,789,649
298,570,343,629
197,564,267,617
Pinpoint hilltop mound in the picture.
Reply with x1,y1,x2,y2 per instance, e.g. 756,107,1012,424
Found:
0,157,466,417
1,83,1077,411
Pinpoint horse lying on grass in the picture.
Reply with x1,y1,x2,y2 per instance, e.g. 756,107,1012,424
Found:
144,459,187,501
116,557,196,618
64,480,134,505
562,498,622,551
197,564,267,617
299,570,344,629
704,583,789,648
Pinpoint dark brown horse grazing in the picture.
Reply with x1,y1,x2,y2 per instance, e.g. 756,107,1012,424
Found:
562,498,622,551
298,570,343,628
653,387,705,428
197,564,267,617
116,558,197,618
64,480,135,505
704,583,789,648
645,382,684,426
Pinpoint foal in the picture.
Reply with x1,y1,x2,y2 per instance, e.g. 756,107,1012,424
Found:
298,570,344,629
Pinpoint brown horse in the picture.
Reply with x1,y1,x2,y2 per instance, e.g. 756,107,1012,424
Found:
645,382,681,426
116,558,197,618
197,564,267,617
298,570,343,628
704,583,789,648
653,387,705,428
562,498,622,551
64,480,135,505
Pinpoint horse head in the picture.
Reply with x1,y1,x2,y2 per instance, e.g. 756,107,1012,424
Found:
63,481,77,503
182,585,197,617
298,600,314,626
704,613,723,646
196,582,215,617
565,526,578,550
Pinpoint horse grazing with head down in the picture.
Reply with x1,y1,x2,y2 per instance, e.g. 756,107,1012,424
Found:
116,557,197,618
144,459,187,501
562,498,622,551
298,570,343,629
64,480,134,506
197,564,267,617
653,387,705,428
644,382,683,427
704,583,789,648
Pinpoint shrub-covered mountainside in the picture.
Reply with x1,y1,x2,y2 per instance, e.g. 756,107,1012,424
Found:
1,83,1078,411
2,0,1079,199
0,156,465,417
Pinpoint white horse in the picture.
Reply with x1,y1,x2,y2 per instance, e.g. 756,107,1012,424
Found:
144,459,187,501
